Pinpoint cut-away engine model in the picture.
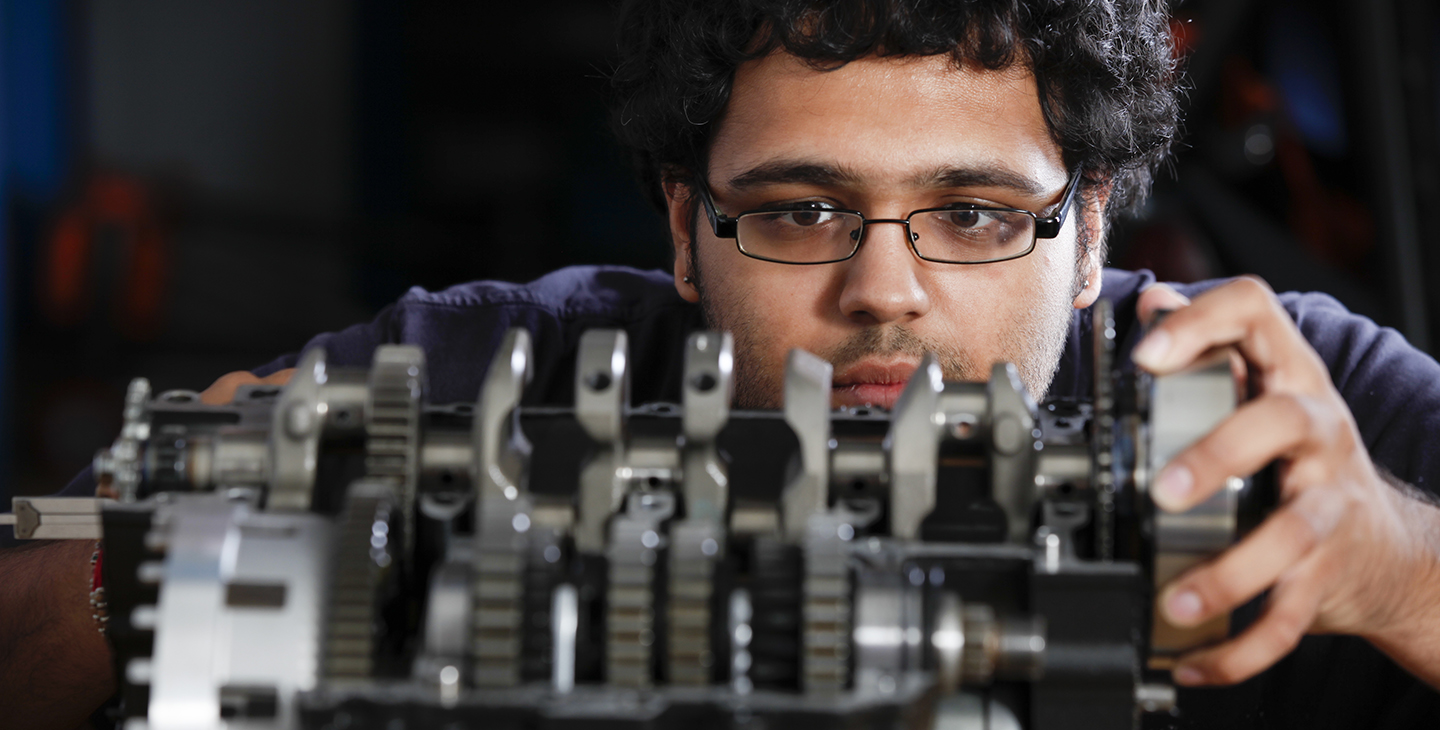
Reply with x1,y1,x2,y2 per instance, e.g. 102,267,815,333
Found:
1,301,1270,730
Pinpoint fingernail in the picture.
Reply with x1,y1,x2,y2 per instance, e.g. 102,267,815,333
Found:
1132,329,1171,370
1154,463,1194,509
1141,282,1192,305
1174,665,1205,686
1165,588,1203,622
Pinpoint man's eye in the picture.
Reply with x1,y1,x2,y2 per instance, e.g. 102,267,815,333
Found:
783,210,836,227
754,204,842,228
939,208,1001,230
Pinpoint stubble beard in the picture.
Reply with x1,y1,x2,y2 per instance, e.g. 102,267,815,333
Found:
690,245,1085,410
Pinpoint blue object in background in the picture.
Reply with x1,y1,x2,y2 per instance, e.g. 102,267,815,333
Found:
1,0,72,504
0,2,10,507
1265,1,1348,158
7,0,68,200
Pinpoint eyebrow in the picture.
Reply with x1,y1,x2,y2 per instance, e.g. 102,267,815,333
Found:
724,159,1049,198
909,165,1048,197
726,161,863,191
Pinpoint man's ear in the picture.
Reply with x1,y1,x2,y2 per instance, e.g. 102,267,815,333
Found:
664,177,701,303
1071,179,1113,310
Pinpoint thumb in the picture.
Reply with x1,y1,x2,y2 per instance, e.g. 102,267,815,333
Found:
1137,282,1192,327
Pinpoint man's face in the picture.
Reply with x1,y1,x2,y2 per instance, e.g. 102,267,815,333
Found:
666,53,1104,409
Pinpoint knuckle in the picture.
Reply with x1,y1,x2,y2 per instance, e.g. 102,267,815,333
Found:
1268,608,1310,649
1278,392,1342,449
1279,507,1323,551
1299,395,1342,442
1270,392,1310,429
1283,491,1343,547
1232,276,1276,307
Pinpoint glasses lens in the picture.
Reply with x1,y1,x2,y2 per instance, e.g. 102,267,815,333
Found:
911,209,1036,263
736,210,864,263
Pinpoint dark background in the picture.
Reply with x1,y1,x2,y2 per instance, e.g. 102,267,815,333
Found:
0,0,1435,501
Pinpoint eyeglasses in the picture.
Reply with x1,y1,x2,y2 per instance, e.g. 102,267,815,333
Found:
694,171,1082,265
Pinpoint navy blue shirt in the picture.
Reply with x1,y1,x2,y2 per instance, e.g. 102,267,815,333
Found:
71,266,1440,727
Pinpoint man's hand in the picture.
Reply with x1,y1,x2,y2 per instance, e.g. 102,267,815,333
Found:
199,368,295,404
1134,278,1440,689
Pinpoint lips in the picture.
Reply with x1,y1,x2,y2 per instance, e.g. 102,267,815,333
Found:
831,360,919,410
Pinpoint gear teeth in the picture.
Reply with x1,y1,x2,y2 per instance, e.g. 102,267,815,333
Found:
1092,298,1118,560
667,523,718,686
323,482,396,680
605,492,674,689
366,346,426,561
803,514,852,694
749,536,801,689
607,562,656,688
471,499,528,687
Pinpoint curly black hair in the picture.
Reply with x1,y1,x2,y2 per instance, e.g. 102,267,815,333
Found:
609,0,1181,222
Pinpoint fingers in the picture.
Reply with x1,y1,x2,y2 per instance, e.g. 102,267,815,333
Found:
1170,557,1325,686
1133,277,1328,391
1137,282,1191,327
1151,391,1336,512
199,368,296,405
1159,486,1343,629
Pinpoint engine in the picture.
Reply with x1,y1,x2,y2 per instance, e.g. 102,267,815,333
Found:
0,300,1270,729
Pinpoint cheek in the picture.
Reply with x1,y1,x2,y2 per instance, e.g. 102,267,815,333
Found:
709,251,832,322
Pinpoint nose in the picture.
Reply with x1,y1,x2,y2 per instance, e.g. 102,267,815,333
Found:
836,219,931,326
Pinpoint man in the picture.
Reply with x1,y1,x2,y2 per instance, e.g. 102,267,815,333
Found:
4,0,1440,728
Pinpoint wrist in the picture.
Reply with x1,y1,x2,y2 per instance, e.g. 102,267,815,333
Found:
1362,479,1440,688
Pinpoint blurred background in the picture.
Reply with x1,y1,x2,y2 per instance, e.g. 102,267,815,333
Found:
0,0,1435,501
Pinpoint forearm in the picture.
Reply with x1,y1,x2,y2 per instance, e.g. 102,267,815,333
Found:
0,540,116,729
1363,482,1440,690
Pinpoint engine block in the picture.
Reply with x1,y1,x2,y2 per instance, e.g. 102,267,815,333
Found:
0,301,1271,730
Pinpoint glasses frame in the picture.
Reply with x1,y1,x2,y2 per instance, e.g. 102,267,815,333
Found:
694,170,1083,265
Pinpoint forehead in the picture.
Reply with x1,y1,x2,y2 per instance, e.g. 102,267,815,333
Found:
708,52,1066,190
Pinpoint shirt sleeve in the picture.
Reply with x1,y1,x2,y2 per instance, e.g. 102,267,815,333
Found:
1280,290,1440,496
251,304,399,376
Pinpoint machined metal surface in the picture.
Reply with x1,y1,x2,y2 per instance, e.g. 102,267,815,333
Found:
65,326,1270,730
0,497,107,539
268,349,328,512
417,540,473,681
1146,349,1242,665
606,490,675,688
365,344,428,560
852,559,924,691
668,331,733,686
322,480,397,680
143,495,331,730
552,583,579,693
782,349,833,543
94,377,153,501
887,353,945,540
988,363,1041,544
574,330,630,554
802,510,853,694
474,328,533,503
471,493,533,687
